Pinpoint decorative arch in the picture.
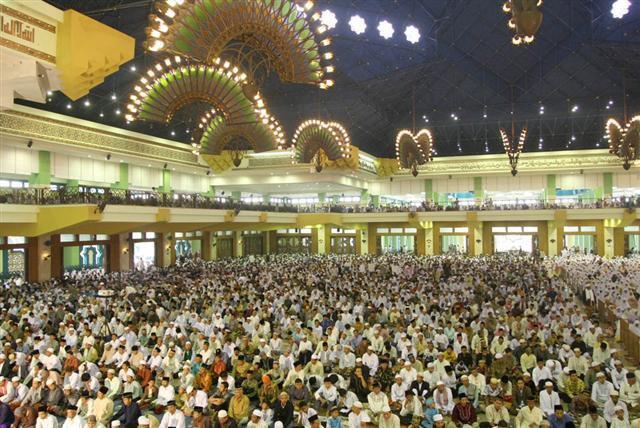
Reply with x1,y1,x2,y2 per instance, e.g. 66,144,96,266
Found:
395,129,434,170
125,56,263,125
145,0,334,87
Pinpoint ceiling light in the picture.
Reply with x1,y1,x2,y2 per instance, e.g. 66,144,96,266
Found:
115,109,121,115
171,131,175,136
377,20,394,39
571,105,579,113
111,94,117,100
66,103,72,109
46,90,52,96
611,0,631,18
404,25,420,44
100,112,104,117
130,65,136,72
608,100,614,105
83,99,90,107
349,15,366,35
320,10,337,30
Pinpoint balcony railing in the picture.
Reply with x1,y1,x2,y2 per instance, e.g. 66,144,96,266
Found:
1,188,639,213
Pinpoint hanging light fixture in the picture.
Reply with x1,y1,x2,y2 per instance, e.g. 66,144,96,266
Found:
395,87,435,177
290,120,352,173
503,0,543,45
606,77,640,170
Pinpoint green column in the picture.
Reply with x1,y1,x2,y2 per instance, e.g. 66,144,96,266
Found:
371,195,380,208
113,163,129,190
424,179,434,201
231,191,241,202
318,193,326,204
603,172,613,199
29,150,51,187
546,174,557,202
332,195,340,204
202,185,216,198
263,194,271,204
473,177,484,201
159,169,172,193
360,189,369,205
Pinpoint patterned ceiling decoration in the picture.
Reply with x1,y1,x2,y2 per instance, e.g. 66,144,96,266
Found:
144,0,334,88
395,129,434,177
500,126,527,176
290,119,352,172
503,0,544,45
124,55,263,125
606,116,640,170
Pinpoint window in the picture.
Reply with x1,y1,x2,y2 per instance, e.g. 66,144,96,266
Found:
96,235,109,241
581,226,596,233
440,227,454,233
507,226,523,233
404,228,417,233
564,226,579,233
454,227,468,233
523,226,538,233
7,236,26,244
60,234,76,242
377,228,389,233
78,234,92,242
344,229,356,234
175,232,184,238
624,226,640,232
390,228,403,234
131,232,143,240
300,228,312,234
331,228,342,233
0,180,10,187
145,232,156,239
492,227,506,233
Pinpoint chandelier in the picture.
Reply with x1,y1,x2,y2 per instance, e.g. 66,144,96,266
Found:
143,0,334,88
500,127,527,176
503,0,544,45
290,120,351,173
606,116,640,170
125,56,264,126
395,129,435,177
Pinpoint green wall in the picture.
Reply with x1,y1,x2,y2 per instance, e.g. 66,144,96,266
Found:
29,151,51,187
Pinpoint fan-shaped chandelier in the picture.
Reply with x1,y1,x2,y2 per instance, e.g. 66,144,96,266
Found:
500,127,527,176
606,116,640,170
395,129,434,177
125,55,264,126
290,120,351,173
192,110,286,167
144,0,334,88
503,0,543,45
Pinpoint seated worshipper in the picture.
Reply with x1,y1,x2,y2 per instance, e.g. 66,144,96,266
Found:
591,372,615,409
336,388,358,415
620,373,640,415
411,373,431,403
391,375,409,411
208,381,232,414
432,381,454,415
547,405,574,428
539,382,561,417
399,390,423,427
348,402,366,428
272,392,294,428
154,377,176,413
158,401,185,428
324,407,342,428
350,366,370,401
258,375,278,407
516,397,544,428
191,406,212,428
92,386,114,427
35,405,58,428
605,392,629,425
42,380,64,417
110,392,141,428
215,409,238,428
483,378,503,407
314,377,338,412
287,378,311,408
368,382,390,418
451,393,477,428
60,405,83,428
610,405,632,428
296,401,317,428
0,400,15,428
483,398,510,428
227,386,250,425
379,405,401,428
247,409,267,428
580,406,607,428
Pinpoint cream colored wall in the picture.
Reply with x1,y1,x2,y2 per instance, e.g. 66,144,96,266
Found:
0,145,39,176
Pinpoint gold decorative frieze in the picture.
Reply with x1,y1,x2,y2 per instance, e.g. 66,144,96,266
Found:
0,109,200,167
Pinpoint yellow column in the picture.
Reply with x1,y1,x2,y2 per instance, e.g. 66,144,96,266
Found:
547,222,558,257
604,225,615,258
118,233,130,271
416,228,426,256
368,224,377,255
37,235,53,282
211,234,219,260
473,221,483,256
424,224,434,255
235,231,243,258
360,227,369,255
160,234,173,267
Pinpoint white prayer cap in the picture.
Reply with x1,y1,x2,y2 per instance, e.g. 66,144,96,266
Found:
544,381,553,387
433,415,444,422
46,348,54,353
494,353,503,359
311,355,319,360
252,410,263,417
395,374,403,379
573,348,580,352
107,369,115,374
360,415,371,423
11,376,20,382
404,361,411,366
610,390,619,396
562,344,570,351
427,363,435,368
186,386,194,394
596,372,605,378
275,422,284,428
436,381,444,386
382,405,391,413
356,357,362,362
353,402,363,408
614,405,624,411
591,362,599,367
218,410,228,419
112,421,121,427
46,379,55,386
137,416,149,425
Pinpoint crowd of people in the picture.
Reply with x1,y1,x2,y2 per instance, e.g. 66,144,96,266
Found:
0,253,639,428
